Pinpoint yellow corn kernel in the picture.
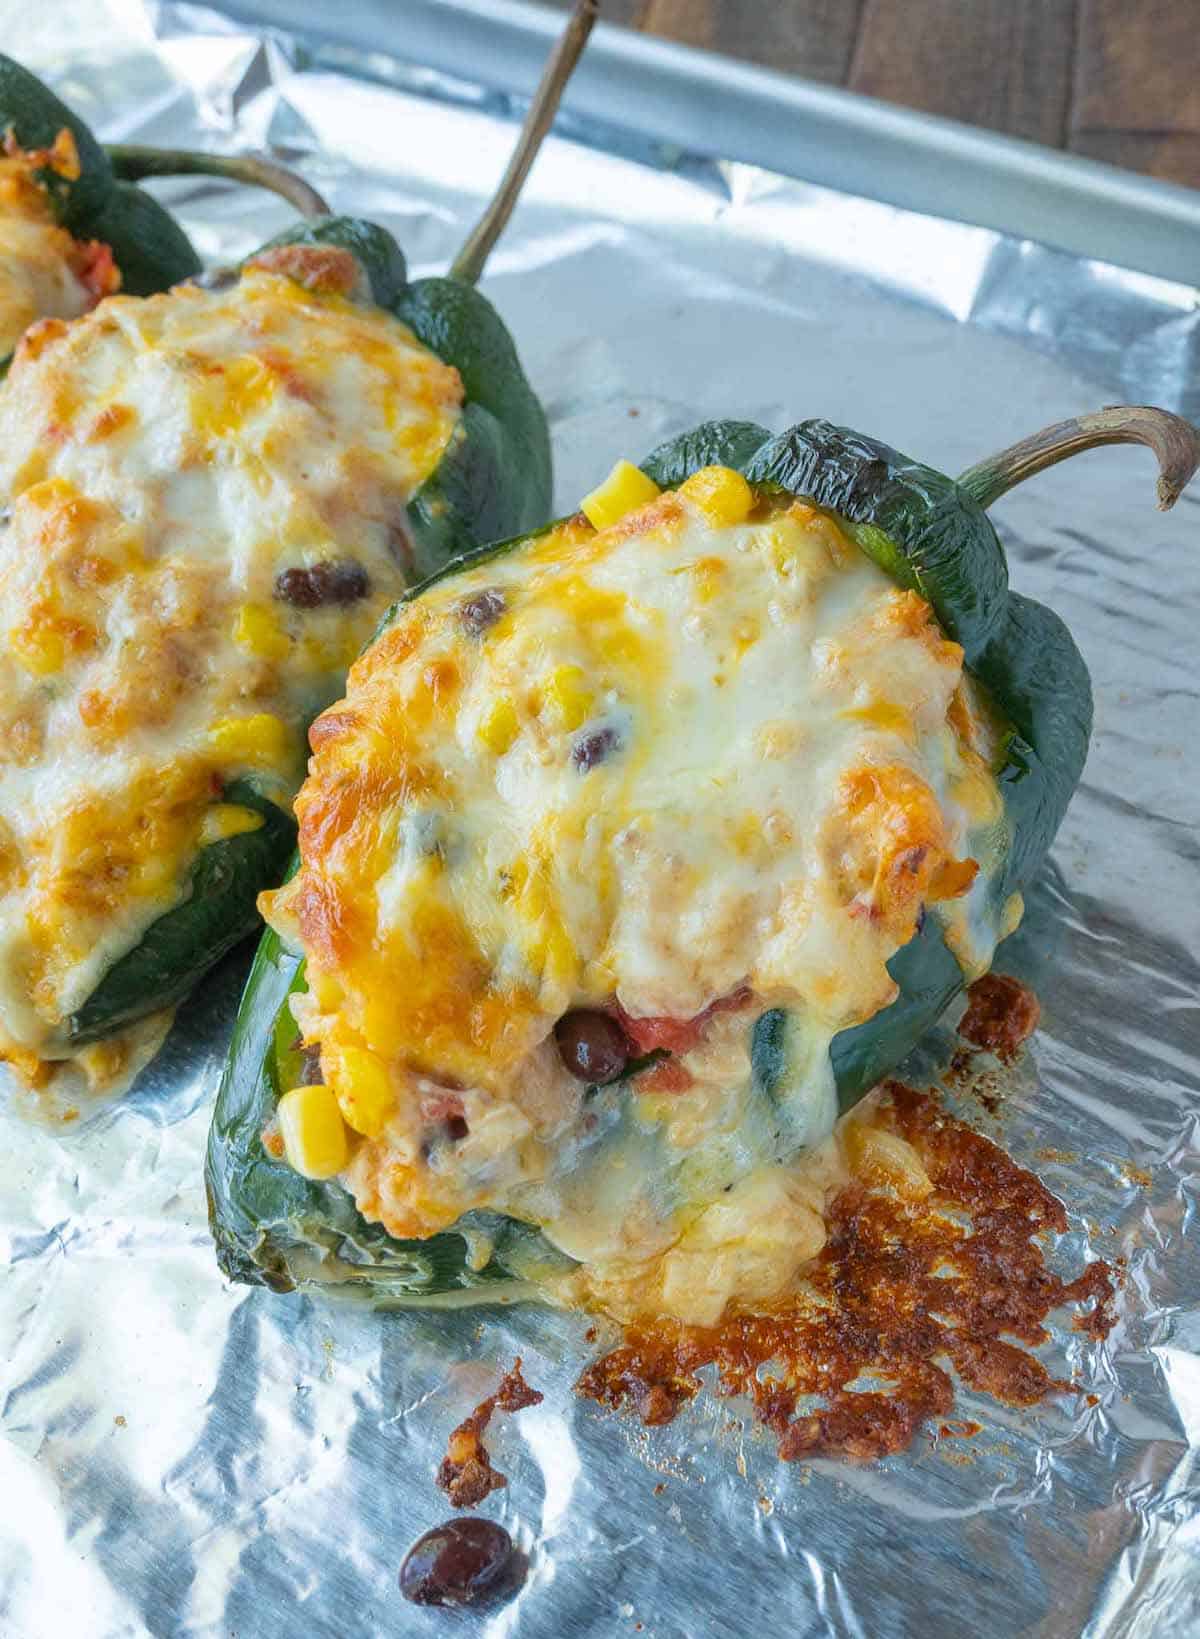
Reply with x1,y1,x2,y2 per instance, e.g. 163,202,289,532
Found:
330,1045,394,1138
277,1084,350,1179
842,702,917,744
233,601,290,661
477,696,519,755
199,803,266,847
580,459,660,530
678,464,754,527
542,664,593,731
195,354,276,440
209,712,291,768
8,624,64,677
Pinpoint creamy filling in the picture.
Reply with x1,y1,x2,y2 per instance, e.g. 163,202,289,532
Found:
0,211,94,355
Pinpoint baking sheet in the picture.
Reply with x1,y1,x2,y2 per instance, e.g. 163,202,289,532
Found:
3,5,1200,1635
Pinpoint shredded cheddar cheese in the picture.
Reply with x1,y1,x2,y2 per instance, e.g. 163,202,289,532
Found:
0,264,464,1092
263,476,1013,1324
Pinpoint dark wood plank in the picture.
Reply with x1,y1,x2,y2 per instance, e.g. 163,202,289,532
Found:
639,0,865,84
535,0,1200,189
1070,132,1200,190
538,0,649,27
849,0,1078,148
1071,0,1200,188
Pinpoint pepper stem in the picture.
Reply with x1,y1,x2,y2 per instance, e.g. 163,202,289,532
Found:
107,144,330,220
449,0,599,287
958,405,1200,512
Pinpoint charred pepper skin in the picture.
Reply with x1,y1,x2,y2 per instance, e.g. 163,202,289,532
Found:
205,412,1121,1297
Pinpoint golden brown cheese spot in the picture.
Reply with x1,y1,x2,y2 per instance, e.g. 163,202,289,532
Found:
824,762,976,940
245,243,363,298
0,266,465,1088
23,760,220,1012
265,486,1012,1279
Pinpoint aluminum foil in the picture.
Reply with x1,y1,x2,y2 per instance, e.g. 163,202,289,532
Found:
3,6,1200,1634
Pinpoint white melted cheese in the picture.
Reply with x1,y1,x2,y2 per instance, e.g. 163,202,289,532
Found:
271,485,1014,1325
0,266,463,1089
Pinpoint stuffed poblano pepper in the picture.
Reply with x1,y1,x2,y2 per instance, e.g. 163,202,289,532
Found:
0,52,332,370
0,5,597,1100
206,405,1199,1320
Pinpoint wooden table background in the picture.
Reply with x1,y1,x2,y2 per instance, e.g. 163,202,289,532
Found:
541,0,1200,190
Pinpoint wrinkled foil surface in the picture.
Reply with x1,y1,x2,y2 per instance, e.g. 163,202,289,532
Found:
3,6,1199,1635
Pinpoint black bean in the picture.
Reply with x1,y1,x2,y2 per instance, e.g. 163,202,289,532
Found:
571,724,620,773
186,265,240,291
459,587,506,636
445,1114,469,1142
399,1518,519,1608
555,1010,629,1084
274,560,370,609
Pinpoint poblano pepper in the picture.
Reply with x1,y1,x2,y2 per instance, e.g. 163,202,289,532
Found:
0,4,597,1079
206,403,1200,1301
0,52,329,368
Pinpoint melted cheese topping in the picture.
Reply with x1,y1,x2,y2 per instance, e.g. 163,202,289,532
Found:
0,263,463,1087
0,132,113,357
267,485,1014,1324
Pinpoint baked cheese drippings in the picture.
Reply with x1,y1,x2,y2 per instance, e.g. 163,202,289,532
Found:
267,481,1014,1324
0,260,463,1089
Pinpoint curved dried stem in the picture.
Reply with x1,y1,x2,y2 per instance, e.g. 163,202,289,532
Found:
108,144,329,220
958,405,1200,512
449,0,598,286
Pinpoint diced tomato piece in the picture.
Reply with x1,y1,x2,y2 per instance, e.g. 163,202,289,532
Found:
75,239,120,304
615,985,753,1056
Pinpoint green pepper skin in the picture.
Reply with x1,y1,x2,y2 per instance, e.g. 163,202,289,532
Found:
206,923,549,1295
208,417,1092,1295
0,54,202,307
396,277,552,575
85,179,201,298
68,783,296,1046
0,53,112,229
